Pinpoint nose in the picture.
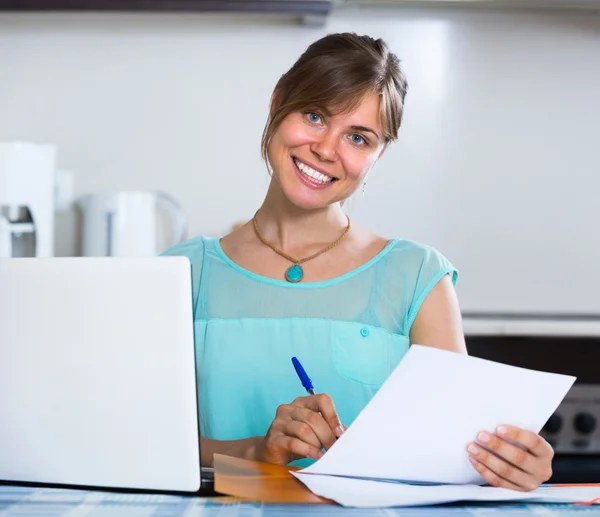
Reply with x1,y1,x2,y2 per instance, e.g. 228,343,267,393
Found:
310,131,338,162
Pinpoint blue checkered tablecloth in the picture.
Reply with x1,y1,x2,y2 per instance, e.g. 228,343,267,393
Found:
1,485,600,516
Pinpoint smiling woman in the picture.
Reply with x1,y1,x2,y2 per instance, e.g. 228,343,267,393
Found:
260,33,403,211
162,32,555,493
267,94,383,210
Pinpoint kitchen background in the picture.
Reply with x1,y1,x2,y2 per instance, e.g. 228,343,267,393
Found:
1,0,599,481
1,1,599,315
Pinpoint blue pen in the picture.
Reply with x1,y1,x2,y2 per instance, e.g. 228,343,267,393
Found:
291,357,315,395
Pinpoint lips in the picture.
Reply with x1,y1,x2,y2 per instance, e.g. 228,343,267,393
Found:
291,157,336,190
292,157,336,185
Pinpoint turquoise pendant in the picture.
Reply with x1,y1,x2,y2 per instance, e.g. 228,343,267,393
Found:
285,264,304,283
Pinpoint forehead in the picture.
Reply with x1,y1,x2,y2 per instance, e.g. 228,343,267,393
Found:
328,92,382,129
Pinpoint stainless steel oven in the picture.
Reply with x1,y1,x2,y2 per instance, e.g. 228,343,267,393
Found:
463,315,600,483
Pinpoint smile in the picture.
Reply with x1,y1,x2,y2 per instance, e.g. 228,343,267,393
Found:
292,157,336,186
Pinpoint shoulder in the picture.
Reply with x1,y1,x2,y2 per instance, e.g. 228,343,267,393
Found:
161,235,206,256
387,238,447,260
161,235,207,260
161,235,214,312
377,238,459,335
385,238,458,286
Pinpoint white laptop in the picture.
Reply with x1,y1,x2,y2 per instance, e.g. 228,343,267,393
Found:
0,257,214,494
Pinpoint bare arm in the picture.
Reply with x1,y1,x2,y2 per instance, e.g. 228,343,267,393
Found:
409,274,467,354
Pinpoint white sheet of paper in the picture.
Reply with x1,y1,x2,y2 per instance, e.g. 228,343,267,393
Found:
292,472,600,508
300,345,575,485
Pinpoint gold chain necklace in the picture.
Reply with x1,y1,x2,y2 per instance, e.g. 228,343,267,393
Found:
252,211,351,283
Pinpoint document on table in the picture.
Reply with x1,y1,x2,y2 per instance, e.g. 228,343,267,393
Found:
292,344,580,507
292,474,600,508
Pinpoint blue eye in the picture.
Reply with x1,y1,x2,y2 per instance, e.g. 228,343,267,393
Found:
350,134,366,145
307,112,322,124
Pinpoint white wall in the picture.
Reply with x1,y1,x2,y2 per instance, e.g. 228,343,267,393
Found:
1,6,599,314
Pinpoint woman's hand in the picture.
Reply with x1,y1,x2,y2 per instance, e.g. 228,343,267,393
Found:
466,424,554,491
256,393,345,465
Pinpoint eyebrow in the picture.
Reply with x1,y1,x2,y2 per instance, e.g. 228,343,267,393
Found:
349,125,381,141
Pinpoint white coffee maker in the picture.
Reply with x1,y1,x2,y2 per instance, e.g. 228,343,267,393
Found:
0,142,57,258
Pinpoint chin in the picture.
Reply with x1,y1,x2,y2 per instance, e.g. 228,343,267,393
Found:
282,188,334,211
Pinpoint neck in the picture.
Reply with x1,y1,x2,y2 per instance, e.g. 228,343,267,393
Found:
255,181,349,250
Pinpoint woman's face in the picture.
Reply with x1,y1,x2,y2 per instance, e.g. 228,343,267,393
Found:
267,92,386,211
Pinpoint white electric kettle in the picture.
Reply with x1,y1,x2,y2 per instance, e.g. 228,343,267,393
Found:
76,191,187,257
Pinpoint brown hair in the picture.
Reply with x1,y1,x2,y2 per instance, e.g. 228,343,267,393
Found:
261,32,408,164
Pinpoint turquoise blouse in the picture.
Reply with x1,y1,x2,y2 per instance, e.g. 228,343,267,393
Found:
162,236,458,465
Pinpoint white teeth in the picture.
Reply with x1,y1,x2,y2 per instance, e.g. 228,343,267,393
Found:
294,158,333,184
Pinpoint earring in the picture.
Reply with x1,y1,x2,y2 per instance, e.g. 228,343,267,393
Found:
362,181,367,198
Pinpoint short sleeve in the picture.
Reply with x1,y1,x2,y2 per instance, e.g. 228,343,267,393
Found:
404,244,458,335
161,236,205,317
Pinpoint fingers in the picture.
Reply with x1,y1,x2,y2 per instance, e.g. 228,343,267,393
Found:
468,454,534,492
494,425,555,460
271,434,324,461
467,441,541,491
477,426,553,482
466,426,554,491
289,406,337,451
266,393,344,464
292,393,345,437
469,431,539,478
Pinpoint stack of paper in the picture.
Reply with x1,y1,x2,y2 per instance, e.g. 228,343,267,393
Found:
293,474,600,507
291,345,592,507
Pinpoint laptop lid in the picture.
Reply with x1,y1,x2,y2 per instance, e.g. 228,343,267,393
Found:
0,257,202,493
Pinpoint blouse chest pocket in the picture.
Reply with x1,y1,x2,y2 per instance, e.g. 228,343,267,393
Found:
330,321,410,388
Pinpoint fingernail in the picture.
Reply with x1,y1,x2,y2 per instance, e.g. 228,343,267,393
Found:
335,425,345,437
497,425,508,436
467,443,480,455
317,450,324,459
478,432,490,443
469,455,478,465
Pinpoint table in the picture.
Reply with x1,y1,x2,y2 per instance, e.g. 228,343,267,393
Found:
2,485,600,516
